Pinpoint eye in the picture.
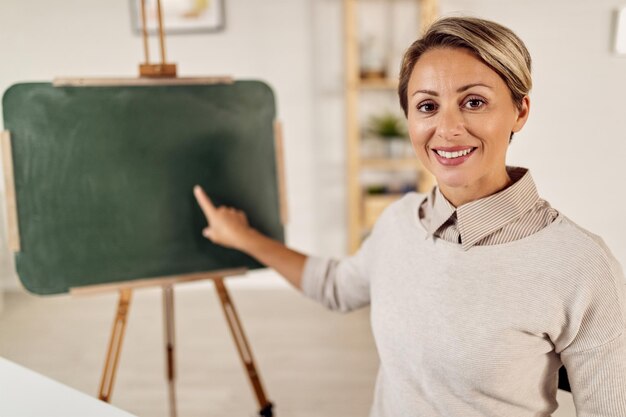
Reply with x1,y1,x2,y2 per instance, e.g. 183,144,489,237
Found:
417,100,438,113
463,96,486,110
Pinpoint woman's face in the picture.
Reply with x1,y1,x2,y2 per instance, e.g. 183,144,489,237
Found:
406,47,530,206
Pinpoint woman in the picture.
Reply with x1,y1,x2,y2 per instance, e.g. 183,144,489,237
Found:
194,16,626,417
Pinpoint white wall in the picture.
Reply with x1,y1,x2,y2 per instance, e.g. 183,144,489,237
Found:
0,0,315,291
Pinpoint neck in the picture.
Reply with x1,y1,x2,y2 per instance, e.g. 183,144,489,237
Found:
439,170,512,207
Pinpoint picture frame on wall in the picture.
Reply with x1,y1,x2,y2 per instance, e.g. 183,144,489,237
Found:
130,0,225,35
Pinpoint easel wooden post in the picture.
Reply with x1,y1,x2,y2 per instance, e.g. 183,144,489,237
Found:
214,277,271,413
98,289,132,403
138,0,177,78
162,284,177,417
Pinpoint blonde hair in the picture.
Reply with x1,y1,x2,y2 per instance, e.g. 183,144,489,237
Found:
398,16,532,117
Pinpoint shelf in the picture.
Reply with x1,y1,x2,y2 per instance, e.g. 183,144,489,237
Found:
362,194,404,229
363,193,405,203
361,158,419,170
351,78,398,90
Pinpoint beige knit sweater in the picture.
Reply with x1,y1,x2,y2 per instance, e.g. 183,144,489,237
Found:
302,193,626,417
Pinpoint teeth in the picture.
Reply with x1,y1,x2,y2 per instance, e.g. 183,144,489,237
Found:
435,148,473,159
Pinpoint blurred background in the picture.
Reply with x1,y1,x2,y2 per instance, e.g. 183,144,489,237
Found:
0,0,624,416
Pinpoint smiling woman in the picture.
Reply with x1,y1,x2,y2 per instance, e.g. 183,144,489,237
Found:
192,16,626,417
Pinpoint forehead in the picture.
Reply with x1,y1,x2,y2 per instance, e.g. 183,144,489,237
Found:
408,47,504,92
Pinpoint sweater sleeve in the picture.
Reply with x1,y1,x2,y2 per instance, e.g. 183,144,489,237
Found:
300,247,371,313
299,193,413,312
300,215,384,312
560,333,626,416
559,248,626,416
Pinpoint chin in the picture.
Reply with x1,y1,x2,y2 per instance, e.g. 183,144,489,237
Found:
434,172,474,190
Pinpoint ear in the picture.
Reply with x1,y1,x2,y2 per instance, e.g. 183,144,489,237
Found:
512,95,530,133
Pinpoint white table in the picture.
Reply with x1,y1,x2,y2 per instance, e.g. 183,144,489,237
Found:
0,357,137,417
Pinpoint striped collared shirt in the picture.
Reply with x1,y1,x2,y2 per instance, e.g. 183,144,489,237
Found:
418,167,558,250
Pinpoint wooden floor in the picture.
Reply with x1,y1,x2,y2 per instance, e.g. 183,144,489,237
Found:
0,281,576,417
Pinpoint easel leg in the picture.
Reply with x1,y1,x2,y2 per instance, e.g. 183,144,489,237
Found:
162,285,178,417
99,289,132,402
213,277,274,417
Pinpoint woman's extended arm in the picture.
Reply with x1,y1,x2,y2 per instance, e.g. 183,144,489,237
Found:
193,185,307,289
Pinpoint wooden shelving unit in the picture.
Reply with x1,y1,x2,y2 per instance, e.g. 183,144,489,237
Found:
356,78,398,90
344,0,438,253
361,158,420,170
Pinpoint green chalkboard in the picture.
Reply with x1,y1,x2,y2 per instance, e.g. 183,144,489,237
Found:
2,81,284,295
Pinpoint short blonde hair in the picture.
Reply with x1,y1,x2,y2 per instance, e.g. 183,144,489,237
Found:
398,16,532,117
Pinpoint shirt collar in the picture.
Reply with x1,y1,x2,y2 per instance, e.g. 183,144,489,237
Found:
418,167,540,250
420,186,456,239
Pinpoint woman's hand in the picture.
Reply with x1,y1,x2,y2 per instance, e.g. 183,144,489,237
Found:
193,185,255,251
193,185,307,289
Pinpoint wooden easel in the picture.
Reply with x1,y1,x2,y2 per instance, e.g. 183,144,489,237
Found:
1,1,289,413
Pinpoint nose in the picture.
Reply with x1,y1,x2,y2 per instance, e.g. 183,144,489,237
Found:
435,106,464,140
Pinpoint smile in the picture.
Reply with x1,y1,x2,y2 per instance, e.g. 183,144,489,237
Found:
433,147,477,159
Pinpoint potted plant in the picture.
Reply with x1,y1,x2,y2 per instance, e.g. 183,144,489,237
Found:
366,112,412,158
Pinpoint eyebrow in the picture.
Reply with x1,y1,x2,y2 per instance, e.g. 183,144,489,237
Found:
411,83,493,97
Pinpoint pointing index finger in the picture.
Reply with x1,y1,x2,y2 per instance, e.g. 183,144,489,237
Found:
193,185,216,218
